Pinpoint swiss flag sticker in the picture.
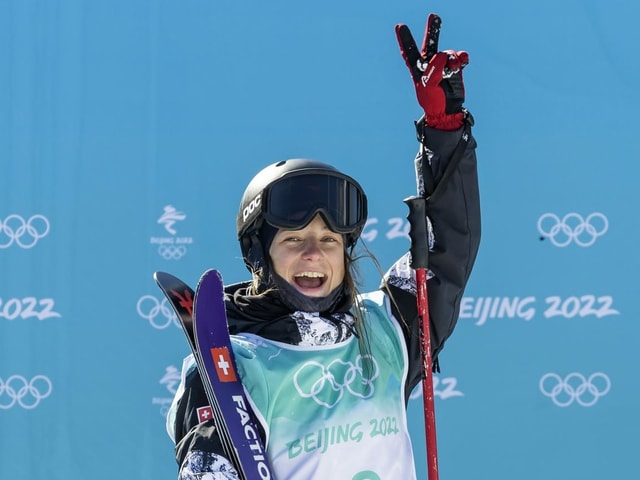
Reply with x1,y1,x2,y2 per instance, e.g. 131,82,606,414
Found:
210,347,238,382
197,406,214,424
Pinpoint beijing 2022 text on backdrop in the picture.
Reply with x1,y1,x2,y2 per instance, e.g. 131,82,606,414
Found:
1,1,638,479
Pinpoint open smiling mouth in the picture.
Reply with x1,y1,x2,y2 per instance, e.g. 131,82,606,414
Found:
293,272,326,289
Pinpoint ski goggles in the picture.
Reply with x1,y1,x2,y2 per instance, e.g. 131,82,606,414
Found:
261,171,368,236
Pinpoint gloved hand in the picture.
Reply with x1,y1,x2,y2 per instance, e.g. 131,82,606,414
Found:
395,14,468,131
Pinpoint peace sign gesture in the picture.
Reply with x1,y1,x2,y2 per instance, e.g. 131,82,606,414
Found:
395,14,469,130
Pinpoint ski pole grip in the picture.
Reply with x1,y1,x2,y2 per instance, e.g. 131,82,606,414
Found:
403,195,430,270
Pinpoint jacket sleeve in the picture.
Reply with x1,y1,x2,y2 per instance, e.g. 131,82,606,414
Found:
383,115,481,395
171,367,241,480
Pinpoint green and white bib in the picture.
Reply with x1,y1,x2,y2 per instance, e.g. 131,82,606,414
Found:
231,290,417,480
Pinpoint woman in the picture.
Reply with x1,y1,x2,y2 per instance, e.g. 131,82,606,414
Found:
167,14,481,480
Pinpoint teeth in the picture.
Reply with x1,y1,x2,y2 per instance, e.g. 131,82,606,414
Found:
294,272,325,278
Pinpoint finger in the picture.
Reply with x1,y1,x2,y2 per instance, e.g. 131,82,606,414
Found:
421,13,441,61
457,50,470,68
443,50,462,72
395,24,422,82
442,50,470,77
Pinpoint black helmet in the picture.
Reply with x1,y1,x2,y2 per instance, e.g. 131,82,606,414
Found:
237,159,368,272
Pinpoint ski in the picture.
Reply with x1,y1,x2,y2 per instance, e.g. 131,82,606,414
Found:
154,270,275,480
153,271,239,471
193,269,274,479
153,271,197,350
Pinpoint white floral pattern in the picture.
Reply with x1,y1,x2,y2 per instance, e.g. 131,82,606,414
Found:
179,450,239,480
292,311,355,346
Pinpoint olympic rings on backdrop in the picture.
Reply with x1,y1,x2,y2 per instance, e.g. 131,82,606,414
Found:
537,212,608,247
0,215,50,249
157,245,187,260
539,372,611,407
0,375,53,409
136,295,179,329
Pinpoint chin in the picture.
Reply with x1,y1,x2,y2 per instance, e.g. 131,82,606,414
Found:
297,289,327,298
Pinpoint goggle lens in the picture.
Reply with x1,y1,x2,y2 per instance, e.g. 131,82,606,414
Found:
263,173,367,233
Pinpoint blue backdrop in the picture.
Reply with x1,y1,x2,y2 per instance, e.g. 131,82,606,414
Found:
2,1,638,479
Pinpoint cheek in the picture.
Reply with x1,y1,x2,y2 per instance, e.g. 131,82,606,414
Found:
269,248,290,277
332,255,346,285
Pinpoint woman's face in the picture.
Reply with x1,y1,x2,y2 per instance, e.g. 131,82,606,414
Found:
268,214,345,297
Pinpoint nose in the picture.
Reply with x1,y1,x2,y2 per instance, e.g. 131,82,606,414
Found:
301,239,322,259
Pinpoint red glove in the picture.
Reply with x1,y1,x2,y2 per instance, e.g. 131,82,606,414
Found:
396,14,468,131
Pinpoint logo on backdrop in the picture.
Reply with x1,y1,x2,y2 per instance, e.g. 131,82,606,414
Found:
409,376,464,401
151,365,181,416
459,295,619,326
136,294,180,330
0,375,52,409
361,217,410,243
537,212,608,247
0,214,50,249
539,372,611,407
149,205,194,260
362,216,435,250
0,297,61,321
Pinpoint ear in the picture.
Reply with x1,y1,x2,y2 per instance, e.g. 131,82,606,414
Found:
245,232,276,292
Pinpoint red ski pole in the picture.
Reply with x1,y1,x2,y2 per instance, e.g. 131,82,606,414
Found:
405,187,438,479
397,11,474,477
